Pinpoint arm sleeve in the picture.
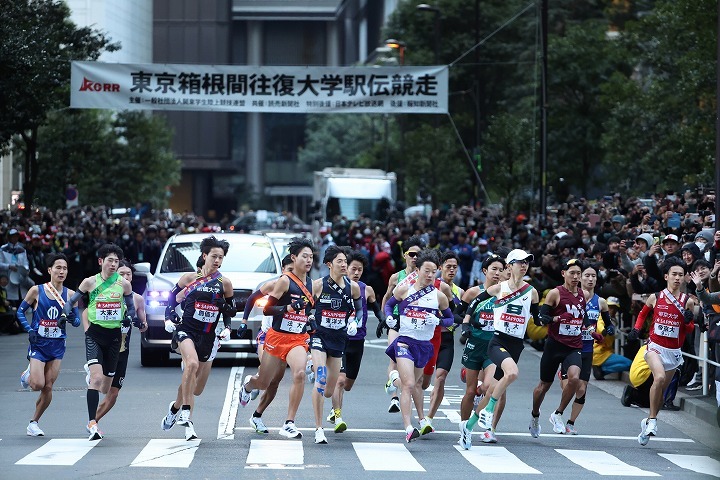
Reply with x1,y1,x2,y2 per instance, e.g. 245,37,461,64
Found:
634,304,652,331
167,284,182,309
71,306,81,327
368,300,386,322
243,290,265,320
17,300,32,333
353,297,364,327
263,295,287,316
384,295,400,317
64,289,85,316
537,303,553,326
530,302,540,325
124,293,136,318
439,307,454,327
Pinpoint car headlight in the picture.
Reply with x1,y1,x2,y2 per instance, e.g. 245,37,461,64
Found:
146,290,170,308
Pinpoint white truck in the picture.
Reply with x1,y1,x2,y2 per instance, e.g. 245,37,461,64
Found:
313,167,396,223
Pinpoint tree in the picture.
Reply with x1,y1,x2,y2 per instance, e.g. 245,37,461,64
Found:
0,0,117,214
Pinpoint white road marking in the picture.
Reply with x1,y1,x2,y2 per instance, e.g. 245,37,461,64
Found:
245,439,304,469
15,439,100,465
130,439,201,468
557,449,660,476
658,453,720,478
455,445,541,474
353,442,425,471
217,364,244,440
437,408,461,423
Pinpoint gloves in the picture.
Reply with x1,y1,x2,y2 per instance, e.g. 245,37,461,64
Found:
603,324,616,336
346,321,358,337
132,316,144,328
683,309,694,325
28,330,38,344
427,313,440,327
164,320,177,333
237,322,248,337
122,314,132,328
304,315,318,334
591,331,604,343
627,328,639,341
453,313,464,325
376,320,386,338
218,327,231,340
290,297,307,314
461,322,471,340
165,305,180,324
385,314,399,330
58,313,68,329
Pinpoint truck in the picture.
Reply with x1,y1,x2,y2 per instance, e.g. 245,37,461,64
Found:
313,167,396,223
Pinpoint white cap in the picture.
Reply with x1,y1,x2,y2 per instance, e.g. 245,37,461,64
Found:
506,249,534,264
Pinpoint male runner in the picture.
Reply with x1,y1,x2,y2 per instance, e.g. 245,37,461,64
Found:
62,244,140,440
18,253,80,436
239,237,315,439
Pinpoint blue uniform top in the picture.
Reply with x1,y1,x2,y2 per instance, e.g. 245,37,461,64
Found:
583,293,600,353
33,285,70,340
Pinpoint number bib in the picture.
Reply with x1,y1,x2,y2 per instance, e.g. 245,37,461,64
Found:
403,308,431,330
581,327,594,341
96,301,122,322
320,309,346,330
280,312,307,333
654,321,680,338
479,312,495,332
193,301,219,323
38,319,62,338
559,317,582,336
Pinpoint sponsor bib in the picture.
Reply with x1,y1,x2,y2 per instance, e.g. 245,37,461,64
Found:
96,301,122,321
38,318,62,338
404,307,433,330
193,301,219,323
559,317,582,336
581,327,594,341
280,312,307,333
320,309,346,330
654,321,680,338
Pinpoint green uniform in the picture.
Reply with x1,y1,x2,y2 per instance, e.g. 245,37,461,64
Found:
461,286,495,371
87,273,125,329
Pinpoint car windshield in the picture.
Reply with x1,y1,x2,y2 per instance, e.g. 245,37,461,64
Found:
160,240,277,274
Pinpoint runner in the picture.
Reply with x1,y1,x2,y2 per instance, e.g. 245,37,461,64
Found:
457,254,507,447
62,244,141,440
558,264,607,434
327,250,385,434
160,236,235,441
383,249,454,442
308,245,363,444
530,258,586,437
424,250,464,434
628,257,696,445
243,254,293,434
94,260,147,425
18,253,80,436
459,249,540,448
239,237,315,440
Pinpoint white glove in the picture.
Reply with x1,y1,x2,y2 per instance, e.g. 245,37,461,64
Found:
346,321,358,337
385,315,398,329
218,327,231,340
427,313,440,327
164,320,176,333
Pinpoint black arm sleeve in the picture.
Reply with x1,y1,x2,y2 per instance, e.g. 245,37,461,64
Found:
167,284,182,309
368,300,386,322
263,295,287,316
455,300,470,317
243,289,265,320
537,303,553,326
530,302,540,326
64,289,86,315
124,293,137,319
475,290,492,304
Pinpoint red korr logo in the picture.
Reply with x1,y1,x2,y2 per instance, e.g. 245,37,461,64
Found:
79,77,120,92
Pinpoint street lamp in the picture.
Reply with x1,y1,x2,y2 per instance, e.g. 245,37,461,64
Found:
416,4,441,65
384,38,407,65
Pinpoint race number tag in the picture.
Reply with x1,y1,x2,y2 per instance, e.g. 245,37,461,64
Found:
581,327,594,341
193,301,219,323
96,301,122,322
38,319,62,338
404,308,429,329
479,312,495,332
559,317,582,336
320,309,346,330
280,312,307,333
654,322,680,338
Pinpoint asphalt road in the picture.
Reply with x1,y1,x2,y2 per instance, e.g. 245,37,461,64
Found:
2,324,719,480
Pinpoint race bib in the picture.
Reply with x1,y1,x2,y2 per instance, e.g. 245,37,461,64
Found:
38,319,62,338
280,312,307,333
404,308,431,330
654,322,680,338
581,327,593,341
559,317,582,336
479,312,495,332
96,301,122,321
320,309,346,330
193,301,219,323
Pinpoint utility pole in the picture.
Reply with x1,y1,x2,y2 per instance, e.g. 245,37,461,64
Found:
539,0,548,222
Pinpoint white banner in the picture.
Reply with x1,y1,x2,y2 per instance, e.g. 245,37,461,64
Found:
70,61,448,114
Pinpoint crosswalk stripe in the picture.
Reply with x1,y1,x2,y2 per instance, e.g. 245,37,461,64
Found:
658,453,720,478
245,439,303,469
130,439,201,468
455,445,541,474
556,449,660,476
15,439,100,466
353,442,425,471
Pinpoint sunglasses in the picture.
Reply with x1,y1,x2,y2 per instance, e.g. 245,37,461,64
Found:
406,251,419,258
510,260,529,265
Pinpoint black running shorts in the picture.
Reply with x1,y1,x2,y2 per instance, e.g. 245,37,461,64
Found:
85,323,122,377
540,336,583,383
488,333,524,381
340,338,365,379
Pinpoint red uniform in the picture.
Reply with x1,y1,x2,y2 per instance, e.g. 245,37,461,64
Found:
647,289,694,350
548,285,586,349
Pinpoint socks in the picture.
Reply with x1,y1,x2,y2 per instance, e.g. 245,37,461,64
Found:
87,389,100,421
566,420,574,426
253,411,262,418
487,396,498,413
285,419,294,425
182,404,191,411
466,411,479,430
555,409,563,415
170,404,179,414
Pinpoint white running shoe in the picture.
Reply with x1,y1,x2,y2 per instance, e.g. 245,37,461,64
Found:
177,408,191,427
249,416,269,434
184,421,198,441
529,416,541,438
458,420,472,450
405,427,420,443
20,364,30,389
334,417,347,433
87,421,103,441
239,375,253,407
645,418,657,436
27,421,44,436
638,418,650,446
83,363,90,387
565,423,578,435
388,397,400,413
250,388,260,401
279,421,302,439
314,428,328,444
326,410,336,424
477,408,493,430
419,417,434,435
549,412,565,434
306,357,314,383
385,370,399,395
161,401,178,431
481,429,497,443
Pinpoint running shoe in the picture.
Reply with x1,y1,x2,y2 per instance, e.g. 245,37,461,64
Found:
480,429,497,443
388,396,400,413
638,418,650,446
161,401,178,431
334,416,347,434
477,408,493,431
86,420,104,436
565,423,578,435
279,421,303,439
460,367,467,383
185,421,198,441
84,363,90,387
306,357,314,383
20,364,30,389
249,416,269,434
27,421,44,436
87,420,103,441
326,409,337,424
250,388,260,401
239,375,253,407
385,370,399,395
529,416,541,438
645,417,657,436
405,427,420,443
458,420,472,450
177,408,191,427
685,372,702,391
314,428,328,444
549,412,565,434
419,417,434,435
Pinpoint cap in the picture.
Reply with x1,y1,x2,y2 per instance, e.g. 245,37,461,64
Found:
576,247,586,255
8,228,18,236
506,249,534,264
606,296,620,307
553,231,568,240
662,234,679,244
478,238,488,246
612,215,625,224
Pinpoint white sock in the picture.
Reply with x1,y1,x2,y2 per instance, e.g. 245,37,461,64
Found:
405,425,414,434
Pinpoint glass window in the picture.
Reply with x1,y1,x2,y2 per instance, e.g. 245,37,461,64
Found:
160,241,277,274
